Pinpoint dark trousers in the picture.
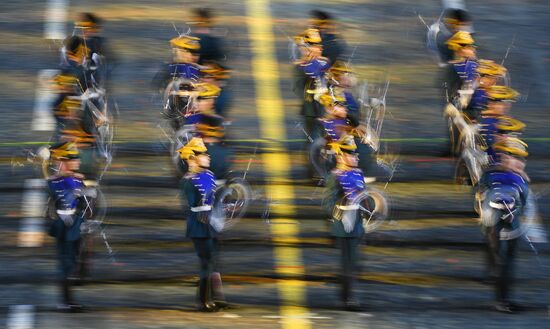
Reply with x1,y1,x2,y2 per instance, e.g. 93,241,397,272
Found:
336,237,362,301
56,239,80,279
482,228,497,279
76,235,93,279
56,238,80,304
192,238,220,279
487,229,518,303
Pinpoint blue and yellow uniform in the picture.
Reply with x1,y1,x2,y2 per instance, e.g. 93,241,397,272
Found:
51,73,83,143
478,116,525,165
169,35,201,81
300,57,331,79
60,113,100,180
326,61,360,116
465,88,488,120
324,136,365,310
331,168,366,237
73,13,116,88
178,138,224,311
168,63,201,81
46,142,85,309
294,28,330,139
479,86,522,165
182,168,218,239
178,84,229,179
465,60,507,120
318,93,374,177
152,35,202,92
60,36,92,91
185,113,205,125
452,58,478,84
195,114,233,180
56,42,89,160
433,9,473,64
443,31,477,98
343,90,360,114
48,175,85,278
477,137,529,312
201,63,232,116
318,117,348,141
479,116,500,162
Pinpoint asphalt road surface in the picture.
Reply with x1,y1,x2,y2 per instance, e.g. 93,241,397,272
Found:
1,0,550,328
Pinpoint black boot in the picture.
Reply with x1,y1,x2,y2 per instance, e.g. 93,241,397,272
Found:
211,272,229,309
340,275,350,304
59,280,82,312
197,278,217,312
341,276,361,312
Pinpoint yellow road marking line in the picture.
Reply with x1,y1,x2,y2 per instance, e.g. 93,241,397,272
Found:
246,0,310,328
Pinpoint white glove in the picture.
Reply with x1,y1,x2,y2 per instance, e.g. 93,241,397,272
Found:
59,214,74,227
341,209,357,233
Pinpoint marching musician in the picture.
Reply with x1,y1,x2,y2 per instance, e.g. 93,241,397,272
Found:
435,8,473,64
326,60,360,116
477,137,530,313
73,13,115,88
183,82,221,127
178,138,227,311
445,31,478,100
318,93,376,181
464,60,507,121
325,135,366,311
309,10,347,64
152,35,202,92
46,142,86,311
50,73,83,143
293,28,331,139
60,35,91,92
478,86,521,164
190,8,226,65
200,62,232,116
195,114,233,182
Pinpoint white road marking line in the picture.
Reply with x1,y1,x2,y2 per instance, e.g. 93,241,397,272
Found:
44,0,68,40
442,0,467,10
19,179,47,247
32,69,58,132
6,305,35,329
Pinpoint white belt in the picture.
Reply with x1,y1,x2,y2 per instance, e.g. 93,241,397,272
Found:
191,205,212,212
337,204,360,210
57,209,76,215
489,201,514,210
458,89,474,95
84,180,98,187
